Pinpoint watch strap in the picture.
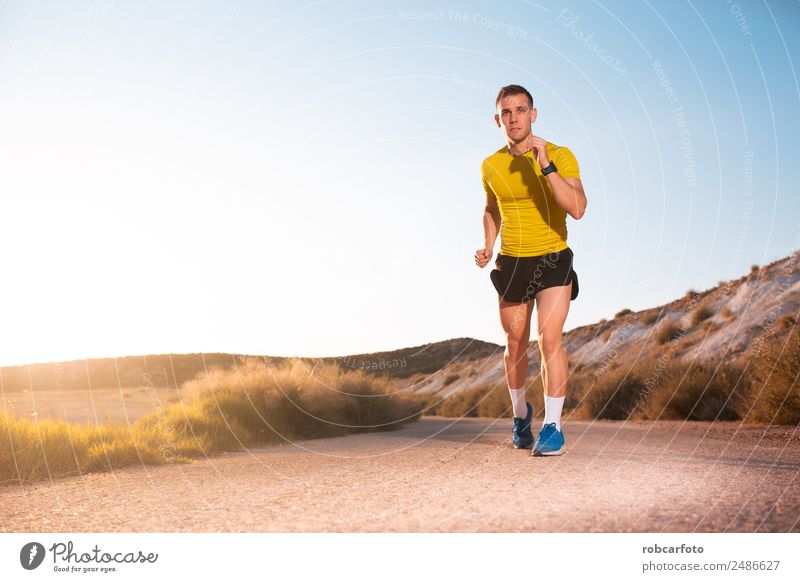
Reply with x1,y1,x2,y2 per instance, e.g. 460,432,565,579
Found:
542,161,558,175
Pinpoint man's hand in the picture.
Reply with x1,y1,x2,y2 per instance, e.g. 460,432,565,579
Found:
511,133,550,169
528,134,550,168
475,247,493,268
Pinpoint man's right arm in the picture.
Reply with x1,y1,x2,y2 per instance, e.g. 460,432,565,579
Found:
482,163,501,251
483,194,501,251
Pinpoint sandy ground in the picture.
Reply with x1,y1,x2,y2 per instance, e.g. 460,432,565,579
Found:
1,417,799,532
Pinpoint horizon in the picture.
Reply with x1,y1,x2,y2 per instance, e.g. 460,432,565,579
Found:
1,0,798,368
2,244,794,370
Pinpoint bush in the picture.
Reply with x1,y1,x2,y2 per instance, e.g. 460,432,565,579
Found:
434,384,487,417
1,358,423,485
411,392,440,416
746,325,800,424
0,415,170,486
643,312,660,325
430,376,549,419
655,321,682,345
476,383,519,418
575,360,745,422
701,320,719,333
443,373,460,386
615,308,633,318
691,304,714,326
634,363,743,421
576,365,647,420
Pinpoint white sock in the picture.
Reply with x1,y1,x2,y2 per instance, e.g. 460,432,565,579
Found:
508,386,527,419
544,395,565,430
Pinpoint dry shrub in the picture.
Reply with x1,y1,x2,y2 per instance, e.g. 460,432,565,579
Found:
634,363,743,421
576,365,648,420
1,358,422,485
431,376,548,419
643,312,660,325
0,415,168,485
746,325,800,424
476,383,516,418
178,357,422,440
443,373,460,386
691,304,714,326
655,321,682,345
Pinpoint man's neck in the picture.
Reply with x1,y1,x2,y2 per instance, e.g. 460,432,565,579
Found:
507,139,528,156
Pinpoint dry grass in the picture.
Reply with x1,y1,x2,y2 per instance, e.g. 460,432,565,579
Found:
633,364,743,421
417,329,800,426
443,373,460,386
700,320,716,332
1,358,422,486
0,415,170,486
438,357,749,424
426,376,549,420
642,312,660,325
571,361,743,422
572,365,649,420
746,324,800,424
655,321,682,345
691,304,715,326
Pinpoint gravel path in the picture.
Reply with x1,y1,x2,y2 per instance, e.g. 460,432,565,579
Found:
2,417,799,532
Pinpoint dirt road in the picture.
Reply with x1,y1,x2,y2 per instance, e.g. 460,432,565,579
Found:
2,417,799,532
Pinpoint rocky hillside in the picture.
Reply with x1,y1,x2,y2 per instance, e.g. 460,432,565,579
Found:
394,251,800,398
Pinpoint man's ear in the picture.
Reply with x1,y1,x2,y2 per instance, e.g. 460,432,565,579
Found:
531,107,537,124
494,113,501,127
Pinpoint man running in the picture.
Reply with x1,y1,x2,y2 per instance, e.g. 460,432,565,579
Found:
474,84,587,457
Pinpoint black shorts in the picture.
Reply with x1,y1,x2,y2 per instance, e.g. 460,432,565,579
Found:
490,247,579,303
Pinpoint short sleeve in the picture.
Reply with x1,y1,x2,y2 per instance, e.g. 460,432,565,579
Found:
554,146,580,179
481,161,497,205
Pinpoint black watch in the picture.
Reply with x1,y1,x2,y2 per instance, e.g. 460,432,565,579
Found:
541,161,558,175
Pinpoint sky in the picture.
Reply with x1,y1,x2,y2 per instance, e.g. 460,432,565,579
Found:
0,0,798,367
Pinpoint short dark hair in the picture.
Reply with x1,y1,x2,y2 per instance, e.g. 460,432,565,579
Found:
495,84,533,109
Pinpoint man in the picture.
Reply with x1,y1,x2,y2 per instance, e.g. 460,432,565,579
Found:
474,84,587,457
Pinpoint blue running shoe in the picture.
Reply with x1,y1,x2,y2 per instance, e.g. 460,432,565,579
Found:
531,422,565,456
512,401,534,449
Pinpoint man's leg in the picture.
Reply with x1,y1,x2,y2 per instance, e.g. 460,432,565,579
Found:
498,296,535,417
534,281,573,430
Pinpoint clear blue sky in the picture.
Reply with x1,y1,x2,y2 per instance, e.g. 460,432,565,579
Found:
0,0,798,367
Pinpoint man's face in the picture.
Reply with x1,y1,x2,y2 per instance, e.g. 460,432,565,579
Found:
495,93,537,144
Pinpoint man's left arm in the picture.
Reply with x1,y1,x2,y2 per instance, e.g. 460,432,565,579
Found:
546,174,587,220
528,135,587,220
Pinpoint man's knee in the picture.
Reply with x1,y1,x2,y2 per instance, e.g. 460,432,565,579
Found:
505,336,529,359
538,333,563,359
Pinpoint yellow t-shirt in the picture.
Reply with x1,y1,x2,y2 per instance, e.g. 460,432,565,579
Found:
481,141,580,257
